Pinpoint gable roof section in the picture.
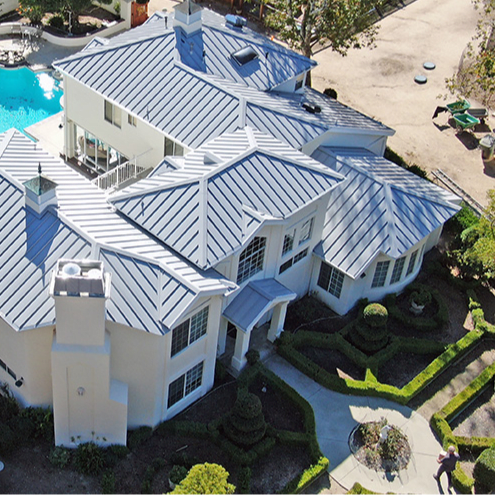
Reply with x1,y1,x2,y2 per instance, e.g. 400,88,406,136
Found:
312,146,460,279
111,131,343,269
0,130,228,333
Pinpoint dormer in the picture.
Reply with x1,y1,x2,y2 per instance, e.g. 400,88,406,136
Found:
173,0,202,36
23,163,58,216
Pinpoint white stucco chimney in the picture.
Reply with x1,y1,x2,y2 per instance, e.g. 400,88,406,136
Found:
50,259,128,448
173,0,202,36
23,163,58,216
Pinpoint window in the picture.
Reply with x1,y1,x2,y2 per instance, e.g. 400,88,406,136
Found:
406,250,419,276
390,257,406,284
168,362,204,408
171,306,209,357
104,100,121,128
128,114,137,127
299,217,314,245
293,248,308,264
317,261,345,299
279,258,293,274
282,229,295,256
371,261,390,288
295,76,304,91
164,137,184,156
237,237,266,284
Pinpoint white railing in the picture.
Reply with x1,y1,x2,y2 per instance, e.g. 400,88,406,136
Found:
92,158,148,191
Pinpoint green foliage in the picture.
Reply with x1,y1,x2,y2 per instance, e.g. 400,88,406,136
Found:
0,383,20,423
261,0,385,60
17,0,47,24
446,203,479,236
245,349,260,365
48,14,65,29
101,470,116,494
74,442,105,475
280,456,329,494
409,288,432,307
20,406,53,440
323,87,338,99
223,392,267,447
0,422,16,455
114,1,120,15
237,466,252,494
169,465,188,485
169,450,201,469
170,462,235,494
127,426,152,450
384,147,429,179
363,303,388,327
49,446,72,468
474,448,495,492
445,0,495,107
347,482,377,494
141,458,165,494
215,359,227,384
7,415,35,442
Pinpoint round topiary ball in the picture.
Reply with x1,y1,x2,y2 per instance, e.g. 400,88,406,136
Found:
363,303,388,328
474,447,495,492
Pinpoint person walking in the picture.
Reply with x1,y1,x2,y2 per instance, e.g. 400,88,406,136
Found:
434,445,460,489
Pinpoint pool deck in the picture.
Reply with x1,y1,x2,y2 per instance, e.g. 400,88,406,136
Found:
25,112,65,159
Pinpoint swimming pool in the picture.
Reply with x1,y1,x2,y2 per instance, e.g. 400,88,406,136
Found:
0,67,63,134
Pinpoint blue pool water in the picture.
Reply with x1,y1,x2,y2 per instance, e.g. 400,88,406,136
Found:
0,67,63,134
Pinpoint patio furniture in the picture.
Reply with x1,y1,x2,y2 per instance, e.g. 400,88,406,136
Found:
78,135,107,161
453,112,480,132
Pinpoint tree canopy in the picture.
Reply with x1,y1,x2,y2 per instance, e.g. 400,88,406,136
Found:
261,0,386,60
170,463,236,495
446,0,495,107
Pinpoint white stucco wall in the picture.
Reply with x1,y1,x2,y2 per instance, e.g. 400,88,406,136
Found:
0,0,18,15
63,77,170,169
311,236,432,315
0,320,53,407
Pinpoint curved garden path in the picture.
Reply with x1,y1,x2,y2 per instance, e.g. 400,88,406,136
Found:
264,354,443,494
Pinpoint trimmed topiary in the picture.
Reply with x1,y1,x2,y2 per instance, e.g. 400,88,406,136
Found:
223,392,266,448
410,288,432,308
245,349,260,366
363,303,388,327
474,447,495,492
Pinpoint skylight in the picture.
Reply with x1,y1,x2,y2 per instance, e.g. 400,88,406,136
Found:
231,46,258,66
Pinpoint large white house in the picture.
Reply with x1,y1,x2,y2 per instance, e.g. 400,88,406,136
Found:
0,1,460,447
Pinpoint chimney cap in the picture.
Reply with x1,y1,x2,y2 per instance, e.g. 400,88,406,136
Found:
174,0,202,16
23,163,57,196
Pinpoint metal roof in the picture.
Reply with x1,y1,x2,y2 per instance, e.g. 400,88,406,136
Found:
110,130,344,269
223,278,296,333
0,130,229,333
311,146,461,279
53,10,391,151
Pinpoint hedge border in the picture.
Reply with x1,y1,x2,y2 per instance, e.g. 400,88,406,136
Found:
159,362,328,494
429,292,495,494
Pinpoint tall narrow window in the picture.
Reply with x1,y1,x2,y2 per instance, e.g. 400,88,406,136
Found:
371,261,390,288
237,237,266,284
128,114,137,127
406,249,419,276
104,100,121,128
317,261,345,299
282,229,295,256
299,217,314,245
390,257,406,284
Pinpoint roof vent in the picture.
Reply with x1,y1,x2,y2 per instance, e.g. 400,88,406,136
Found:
225,14,247,29
52,260,108,298
302,103,322,114
231,46,258,66
62,262,81,277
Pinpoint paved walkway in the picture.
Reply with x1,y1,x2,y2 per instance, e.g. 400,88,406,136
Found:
264,354,444,494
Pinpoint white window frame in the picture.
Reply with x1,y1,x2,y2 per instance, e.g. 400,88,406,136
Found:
299,217,314,245
167,361,204,408
317,261,345,299
128,114,137,127
406,249,419,276
237,237,266,284
282,228,295,256
104,100,121,128
390,257,406,284
371,260,390,288
171,306,209,357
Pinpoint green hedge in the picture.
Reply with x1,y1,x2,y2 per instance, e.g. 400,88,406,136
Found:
279,456,329,494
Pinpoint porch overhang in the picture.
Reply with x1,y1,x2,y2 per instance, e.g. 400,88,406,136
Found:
223,278,296,333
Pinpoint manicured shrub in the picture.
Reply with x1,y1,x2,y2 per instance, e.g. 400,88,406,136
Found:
281,456,329,493
49,446,72,468
169,451,200,469
237,466,251,494
245,349,260,365
74,442,105,475
363,303,388,327
223,392,267,447
350,320,389,353
7,414,35,442
410,288,432,307
446,202,479,235
0,383,19,423
48,14,65,30
474,447,495,492
169,465,188,485
323,87,338,99
170,462,235,494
